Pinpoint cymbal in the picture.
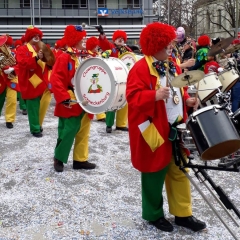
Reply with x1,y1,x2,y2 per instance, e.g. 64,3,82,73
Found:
220,43,240,56
36,41,56,66
208,37,234,56
171,70,205,88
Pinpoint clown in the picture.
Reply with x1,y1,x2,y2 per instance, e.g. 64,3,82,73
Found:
88,73,102,93
126,22,206,233
50,25,96,172
96,26,130,133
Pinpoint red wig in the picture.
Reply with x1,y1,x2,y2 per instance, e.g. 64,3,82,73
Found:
64,25,86,47
232,39,240,45
55,39,62,49
21,35,26,43
25,26,43,43
198,35,210,46
86,37,99,51
112,30,127,42
140,22,176,56
14,39,22,47
5,35,13,46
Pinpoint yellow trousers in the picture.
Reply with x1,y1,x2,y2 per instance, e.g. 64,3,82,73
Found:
73,113,91,162
116,103,128,127
96,112,106,120
5,87,17,123
165,154,192,217
39,89,52,127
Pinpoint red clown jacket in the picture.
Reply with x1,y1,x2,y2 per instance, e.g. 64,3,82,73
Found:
50,50,93,119
16,43,46,99
126,56,190,173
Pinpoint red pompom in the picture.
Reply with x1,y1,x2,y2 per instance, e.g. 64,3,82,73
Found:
6,35,13,46
25,26,43,43
140,22,176,56
198,35,210,46
64,25,86,47
14,39,22,47
86,37,99,51
112,30,127,42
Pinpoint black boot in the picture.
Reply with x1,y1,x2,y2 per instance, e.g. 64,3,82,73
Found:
106,126,112,133
6,122,13,129
32,132,43,138
150,217,174,232
22,109,27,115
175,216,206,232
53,157,64,172
116,126,128,131
73,160,96,170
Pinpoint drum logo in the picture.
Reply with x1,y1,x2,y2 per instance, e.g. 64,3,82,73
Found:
88,73,102,93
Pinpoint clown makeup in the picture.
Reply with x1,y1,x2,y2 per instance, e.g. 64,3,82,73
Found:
165,42,174,56
32,35,40,43
114,37,125,46
76,37,87,50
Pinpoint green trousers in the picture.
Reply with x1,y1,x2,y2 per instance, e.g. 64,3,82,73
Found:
0,89,6,115
18,92,27,110
54,112,85,163
105,111,115,127
26,97,41,134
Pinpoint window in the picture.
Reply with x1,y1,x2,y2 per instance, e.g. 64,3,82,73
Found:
62,0,87,9
0,0,7,8
98,0,106,8
41,0,52,8
127,0,140,8
20,0,30,8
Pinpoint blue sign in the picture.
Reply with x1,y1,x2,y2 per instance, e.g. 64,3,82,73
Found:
98,8,109,17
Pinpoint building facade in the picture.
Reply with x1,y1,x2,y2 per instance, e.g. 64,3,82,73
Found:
0,0,156,43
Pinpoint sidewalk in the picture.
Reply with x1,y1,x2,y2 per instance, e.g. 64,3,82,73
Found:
0,100,240,239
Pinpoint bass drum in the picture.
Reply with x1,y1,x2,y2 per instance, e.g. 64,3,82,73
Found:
74,57,129,114
186,105,240,160
119,52,143,70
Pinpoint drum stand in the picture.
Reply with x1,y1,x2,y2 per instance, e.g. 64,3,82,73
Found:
175,145,240,239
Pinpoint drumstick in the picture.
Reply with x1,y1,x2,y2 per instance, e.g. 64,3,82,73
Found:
194,81,200,111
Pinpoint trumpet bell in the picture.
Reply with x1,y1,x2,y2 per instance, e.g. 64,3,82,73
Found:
36,41,56,67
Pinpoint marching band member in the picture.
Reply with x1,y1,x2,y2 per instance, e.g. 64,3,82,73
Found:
50,25,96,172
126,22,206,233
96,26,129,133
86,36,106,122
0,35,20,128
16,26,47,137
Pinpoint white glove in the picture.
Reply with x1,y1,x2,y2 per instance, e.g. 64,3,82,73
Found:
218,67,224,72
4,67,14,74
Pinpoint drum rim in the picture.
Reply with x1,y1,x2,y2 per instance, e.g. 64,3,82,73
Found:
119,51,137,61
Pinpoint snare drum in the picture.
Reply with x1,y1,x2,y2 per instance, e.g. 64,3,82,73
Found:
196,72,222,103
218,68,239,92
186,105,240,160
119,52,143,70
74,57,129,114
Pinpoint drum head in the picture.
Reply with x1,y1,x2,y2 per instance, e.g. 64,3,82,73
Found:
74,57,127,114
119,52,137,70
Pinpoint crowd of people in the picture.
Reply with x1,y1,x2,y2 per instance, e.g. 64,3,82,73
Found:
1,22,240,235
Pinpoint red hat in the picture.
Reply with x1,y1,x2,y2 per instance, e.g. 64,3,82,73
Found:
25,25,43,43
64,25,86,47
21,35,26,43
232,39,240,45
198,35,210,46
112,30,127,42
5,35,13,46
14,39,22,47
86,37,99,51
140,22,176,56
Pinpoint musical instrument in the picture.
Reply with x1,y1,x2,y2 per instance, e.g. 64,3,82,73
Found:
119,52,143,70
36,41,55,67
0,35,16,79
208,37,234,56
218,67,239,92
171,70,205,88
186,105,240,160
197,72,222,103
73,57,129,114
219,43,240,56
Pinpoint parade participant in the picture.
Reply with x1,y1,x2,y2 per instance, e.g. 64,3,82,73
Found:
0,35,20,128
190,35,211,71
14,39,27,115
52,39,64,59
16,25,47,137
126,22,206,232
97,26,129,133
86,36,106,122
50,25,96,172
